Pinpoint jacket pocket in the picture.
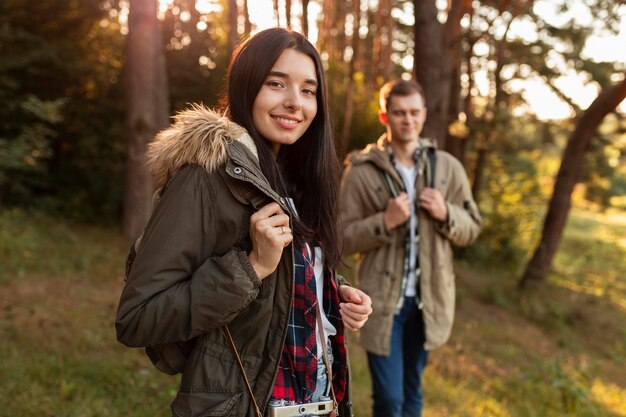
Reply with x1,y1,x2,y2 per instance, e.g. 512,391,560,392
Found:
172,388,242,417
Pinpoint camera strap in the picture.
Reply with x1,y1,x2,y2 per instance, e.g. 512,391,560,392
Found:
223,308,339,417
316,304,339,417
222,325,263,417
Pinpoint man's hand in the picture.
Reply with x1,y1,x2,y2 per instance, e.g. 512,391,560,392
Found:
338,286,373,331
383,192,411,230
248,203,292,279
418,187,447,222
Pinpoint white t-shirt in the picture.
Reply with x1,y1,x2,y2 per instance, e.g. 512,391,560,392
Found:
308,244,338,355
394,163,419,297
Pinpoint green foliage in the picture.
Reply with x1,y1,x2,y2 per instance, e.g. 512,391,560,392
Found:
0,0,233,222
465,112,547,269
581,114,626,210
0,96,61,204
491,357,595,416
325,64,383,155
0,0,126,219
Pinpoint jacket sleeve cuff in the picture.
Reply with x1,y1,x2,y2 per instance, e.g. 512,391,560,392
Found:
236,250,262,289
376,212,393,240
436,202,455,237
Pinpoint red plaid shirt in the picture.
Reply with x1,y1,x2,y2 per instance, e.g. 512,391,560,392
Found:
271,246,347,403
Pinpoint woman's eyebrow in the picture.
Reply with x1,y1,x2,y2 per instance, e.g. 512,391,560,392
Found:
268,70,318,87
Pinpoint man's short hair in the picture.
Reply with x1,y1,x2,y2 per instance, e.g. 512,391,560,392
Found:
379,80,426,113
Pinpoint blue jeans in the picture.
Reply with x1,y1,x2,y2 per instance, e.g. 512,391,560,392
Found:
367,296,429,417
312,340,333,401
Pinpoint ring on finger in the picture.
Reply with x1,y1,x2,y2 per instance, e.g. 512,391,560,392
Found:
280,226,286,234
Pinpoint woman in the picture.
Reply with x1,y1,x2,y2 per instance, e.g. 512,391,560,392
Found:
116,28,372,417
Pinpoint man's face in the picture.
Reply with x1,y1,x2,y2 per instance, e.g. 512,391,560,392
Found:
379,93,427,144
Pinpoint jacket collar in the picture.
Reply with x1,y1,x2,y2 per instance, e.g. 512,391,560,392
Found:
345,133,436,173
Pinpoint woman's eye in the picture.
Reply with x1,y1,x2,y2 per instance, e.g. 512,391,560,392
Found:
267,80,284,88
302,88,317,96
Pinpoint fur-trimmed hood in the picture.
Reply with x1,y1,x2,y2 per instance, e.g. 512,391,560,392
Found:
147,105,258,188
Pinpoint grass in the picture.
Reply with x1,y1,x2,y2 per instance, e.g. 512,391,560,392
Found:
1,207,625,416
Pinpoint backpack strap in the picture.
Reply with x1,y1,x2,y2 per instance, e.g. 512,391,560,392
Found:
425,147,436,189
382,170,400,198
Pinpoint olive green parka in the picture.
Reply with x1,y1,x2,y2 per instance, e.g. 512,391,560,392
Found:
115,106,350,417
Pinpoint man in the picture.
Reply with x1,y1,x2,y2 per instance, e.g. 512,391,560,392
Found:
339,79,482,417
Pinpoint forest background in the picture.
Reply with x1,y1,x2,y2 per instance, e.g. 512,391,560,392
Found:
1,0,625,416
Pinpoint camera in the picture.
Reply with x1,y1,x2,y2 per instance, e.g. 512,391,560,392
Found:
267,397,334,417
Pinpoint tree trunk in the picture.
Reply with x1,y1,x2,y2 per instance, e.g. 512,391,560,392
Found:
123,0,169,239
227,0,239,52
286,0,292,28
274,0,280,27
302,0,309,38
471,42,505,202
471,138,489,201
413,0,450,149
335,2,349,63
319,0,343,61
373,0,391,84
243,0,251,36
340,0,362,157
381,0,393,80
519,75,626,288
443,0,472,160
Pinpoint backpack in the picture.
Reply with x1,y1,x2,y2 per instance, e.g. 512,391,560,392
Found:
124,169,269,375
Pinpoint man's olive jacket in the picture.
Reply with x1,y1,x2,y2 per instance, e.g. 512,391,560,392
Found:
339,136,482,354
116,106,350,417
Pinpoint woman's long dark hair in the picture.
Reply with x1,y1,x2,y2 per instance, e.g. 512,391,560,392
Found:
224,28,341,270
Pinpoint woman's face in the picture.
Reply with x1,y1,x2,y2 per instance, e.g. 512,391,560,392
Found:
252,48,318,155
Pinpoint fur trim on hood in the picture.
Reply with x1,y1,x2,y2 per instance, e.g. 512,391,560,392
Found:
147,104,257,188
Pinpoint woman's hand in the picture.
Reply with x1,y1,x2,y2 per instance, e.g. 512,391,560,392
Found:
248,202,292,279
338,286,373,331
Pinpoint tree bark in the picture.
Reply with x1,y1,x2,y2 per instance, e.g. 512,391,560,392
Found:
340,0,362,157
335,2,349,63
318,0,342,60
413,0,450,149
123,0,169,239
228,0,239,52
373,0,391,84
274,0,280,27
301,0,309,38
286,0,292,28
471,41,505,202
443,0,472,160
243,0,252,36
471,142,487,200
519,75,626,288
381,0,393,80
